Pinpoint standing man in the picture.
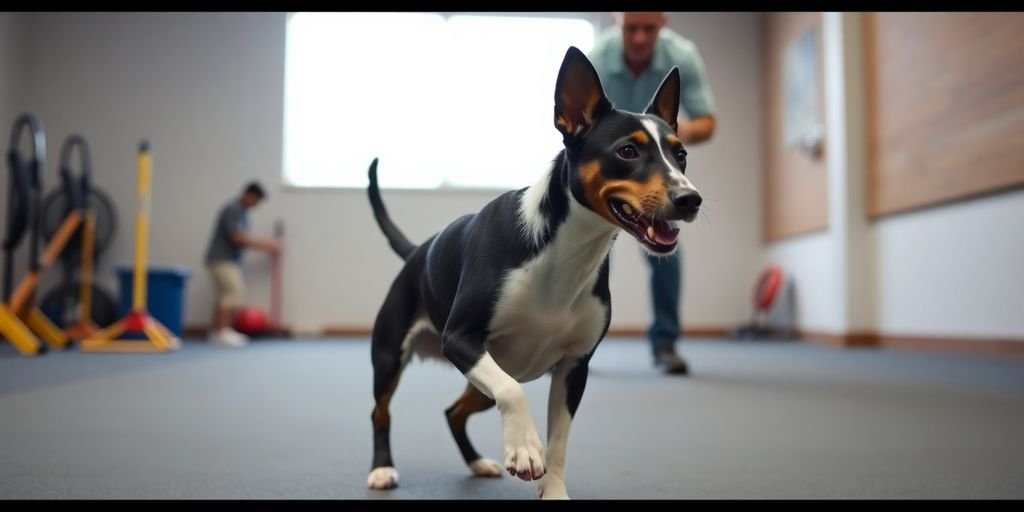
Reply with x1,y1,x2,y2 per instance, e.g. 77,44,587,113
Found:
205,181,280,347
588,12,717,375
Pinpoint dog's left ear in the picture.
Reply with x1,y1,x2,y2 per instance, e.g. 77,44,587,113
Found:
644,67,681,133
554,46,612,144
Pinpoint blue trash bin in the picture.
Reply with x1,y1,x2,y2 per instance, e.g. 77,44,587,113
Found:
116,266,192,337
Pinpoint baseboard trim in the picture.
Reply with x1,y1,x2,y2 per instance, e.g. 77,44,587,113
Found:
799,329,1024,357
321,326,373,337
798,330,878,348
604,326,730,337
184,324,300,338
320,325,731,338
878,334,1024,357
191,322,1024,358
184,325,209,338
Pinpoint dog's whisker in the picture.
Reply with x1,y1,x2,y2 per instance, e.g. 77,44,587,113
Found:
698,209,712,226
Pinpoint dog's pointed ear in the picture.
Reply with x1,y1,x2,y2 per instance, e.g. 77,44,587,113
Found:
554,46,612,144
644,67,681,133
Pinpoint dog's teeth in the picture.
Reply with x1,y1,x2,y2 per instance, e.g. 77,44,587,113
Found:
623,204,633,215
647,226,655,239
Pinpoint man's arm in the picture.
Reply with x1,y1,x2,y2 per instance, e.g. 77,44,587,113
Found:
678,114,716,145
220,206,280,254
676,43,717,145
230,232,280,254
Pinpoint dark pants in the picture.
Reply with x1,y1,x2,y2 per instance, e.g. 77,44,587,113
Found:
646,248,682,352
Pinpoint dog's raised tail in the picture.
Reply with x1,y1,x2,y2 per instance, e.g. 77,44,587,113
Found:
367,158,416,260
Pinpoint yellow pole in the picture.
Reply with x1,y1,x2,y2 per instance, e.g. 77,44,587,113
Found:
80,138,180,354
131,142,150,312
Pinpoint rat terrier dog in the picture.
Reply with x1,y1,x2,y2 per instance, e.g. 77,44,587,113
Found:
364,46,702,499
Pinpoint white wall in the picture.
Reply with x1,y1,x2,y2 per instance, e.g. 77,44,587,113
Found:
14,12,763,334
0,13,29,289
0,13,27,145
765,231,844,332
765,12,1024,342
874,189,1024,338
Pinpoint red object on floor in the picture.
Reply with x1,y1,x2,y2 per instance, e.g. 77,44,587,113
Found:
233,306,268,335
754,265,783,312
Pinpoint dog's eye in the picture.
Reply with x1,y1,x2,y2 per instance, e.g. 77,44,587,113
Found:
617,145,639,160
675,148,688,161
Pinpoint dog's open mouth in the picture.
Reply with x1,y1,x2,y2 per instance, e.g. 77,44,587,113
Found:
608,199,679,253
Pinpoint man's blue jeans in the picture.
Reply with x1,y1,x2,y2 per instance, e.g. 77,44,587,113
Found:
645,247,682,352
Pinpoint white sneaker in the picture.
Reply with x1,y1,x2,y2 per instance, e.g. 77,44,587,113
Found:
208,328,249,347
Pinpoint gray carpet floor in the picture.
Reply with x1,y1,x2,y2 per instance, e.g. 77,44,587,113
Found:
1,337,1023,499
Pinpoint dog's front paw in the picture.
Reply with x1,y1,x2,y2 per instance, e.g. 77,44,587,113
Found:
538,473,569,500
503,421,545,481
367,466,399,489
469,457,504,478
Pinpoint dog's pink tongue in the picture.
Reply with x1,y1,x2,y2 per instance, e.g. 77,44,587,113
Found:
654,221,680,245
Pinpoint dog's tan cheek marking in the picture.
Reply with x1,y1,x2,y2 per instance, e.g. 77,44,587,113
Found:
582,162,669,221
602,174,668,215
579,160,616,223
600,181,642,214
623,173,668,210
640,173,669,204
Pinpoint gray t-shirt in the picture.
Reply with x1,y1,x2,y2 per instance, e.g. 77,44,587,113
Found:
205,199,248,264
588,27,716,118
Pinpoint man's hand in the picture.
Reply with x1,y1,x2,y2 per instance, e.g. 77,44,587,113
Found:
261,239,282,255
678,114,716,145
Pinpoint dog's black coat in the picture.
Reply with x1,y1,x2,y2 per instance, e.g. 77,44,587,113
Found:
363,46,701,496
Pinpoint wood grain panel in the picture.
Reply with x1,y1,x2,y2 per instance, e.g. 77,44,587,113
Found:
864,12,1024,217
762,12,829,242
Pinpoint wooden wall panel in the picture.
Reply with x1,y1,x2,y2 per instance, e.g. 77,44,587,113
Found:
762,12,829,242
864,12,1024,217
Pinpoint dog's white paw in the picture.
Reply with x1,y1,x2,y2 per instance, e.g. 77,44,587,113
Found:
469,457,504,478
503,421,546,481
366,466,399,489
537,473,569,500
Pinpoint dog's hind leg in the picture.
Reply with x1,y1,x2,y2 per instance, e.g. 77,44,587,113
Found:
367,342,405,489
367,282,418,490
445,382,502,477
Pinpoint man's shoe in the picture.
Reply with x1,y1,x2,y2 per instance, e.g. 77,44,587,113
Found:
208,328,249,348
653,346,688,375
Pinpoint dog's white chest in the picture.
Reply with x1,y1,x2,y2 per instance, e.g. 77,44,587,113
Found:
485,236,612,382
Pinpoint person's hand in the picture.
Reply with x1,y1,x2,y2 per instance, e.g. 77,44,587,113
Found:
678,114,715,145
676,118,691,144
265,239,282,255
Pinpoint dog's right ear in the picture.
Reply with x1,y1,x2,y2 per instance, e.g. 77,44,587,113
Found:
644,67,681,133
554,46,612,144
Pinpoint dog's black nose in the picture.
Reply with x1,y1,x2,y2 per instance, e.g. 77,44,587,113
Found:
670,190,702,211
